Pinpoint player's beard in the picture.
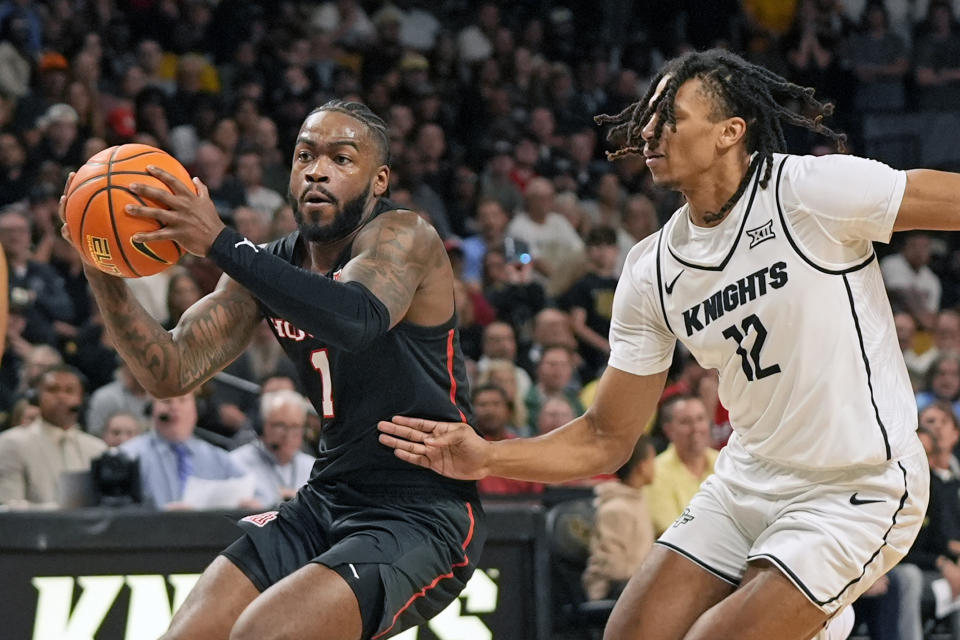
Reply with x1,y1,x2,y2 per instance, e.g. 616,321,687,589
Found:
292,183,371,243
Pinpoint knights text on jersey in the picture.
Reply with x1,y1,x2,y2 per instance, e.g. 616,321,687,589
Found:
610,153,916,469
254,207,476,498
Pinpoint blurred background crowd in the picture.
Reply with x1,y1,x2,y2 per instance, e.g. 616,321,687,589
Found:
1,0,960,637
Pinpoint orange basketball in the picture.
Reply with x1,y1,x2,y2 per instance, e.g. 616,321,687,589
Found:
64,144,193,278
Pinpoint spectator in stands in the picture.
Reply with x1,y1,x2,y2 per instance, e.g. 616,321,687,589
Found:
0,132,31,206
506,177,585,296
561,226,620,381
0,365,105,508
120,391,251,509
583,435,657,601
0,210,73,346
848,1,910,112
101,411,144,448
896,310,927,390
477,321,533,393
162,267,202,331
881,231,942,331
646,394,719,535
230,390,314,507
86,358,150,437
235,150,284,219
193,141,246,220
477,358,531,434
915,0,960,111
917,353,960,416
231,206,271,248
462,199,512,288
479,141,524,216
536,395,576,435
783,0,847,106
525,344,584,431
894,402,960,638
483,247,547,354
472,384,543,495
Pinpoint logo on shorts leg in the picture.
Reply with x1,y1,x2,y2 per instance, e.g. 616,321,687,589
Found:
241,511,279,527
849,493,884,506
672,508,695,528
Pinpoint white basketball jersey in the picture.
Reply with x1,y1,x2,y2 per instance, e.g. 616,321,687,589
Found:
610,153,916,469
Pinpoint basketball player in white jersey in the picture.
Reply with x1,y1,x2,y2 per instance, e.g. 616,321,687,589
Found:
377,48,952,639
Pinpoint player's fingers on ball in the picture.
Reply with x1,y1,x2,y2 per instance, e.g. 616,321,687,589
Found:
129,182,178,206
62,171,75,194
193,177,209,197
131,228,174,244
145,165,190,195
125,203,174,223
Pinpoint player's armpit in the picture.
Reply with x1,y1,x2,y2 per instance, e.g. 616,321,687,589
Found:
339,210,448,327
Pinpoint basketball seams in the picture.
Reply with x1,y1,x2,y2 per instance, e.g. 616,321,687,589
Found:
66,144,188,276
105,146,142,277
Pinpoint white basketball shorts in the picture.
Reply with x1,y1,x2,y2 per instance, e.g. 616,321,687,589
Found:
657,442,930,615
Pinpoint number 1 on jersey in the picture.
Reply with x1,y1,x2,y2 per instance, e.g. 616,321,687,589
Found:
310,349,335,418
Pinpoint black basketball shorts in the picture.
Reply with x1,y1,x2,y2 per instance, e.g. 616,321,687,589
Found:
221,482,486,640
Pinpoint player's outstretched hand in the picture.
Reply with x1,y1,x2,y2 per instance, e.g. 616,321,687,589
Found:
378,417,490,480
126,167,225,257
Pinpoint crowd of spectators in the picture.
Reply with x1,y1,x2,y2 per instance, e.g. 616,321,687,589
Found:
2,0,960,636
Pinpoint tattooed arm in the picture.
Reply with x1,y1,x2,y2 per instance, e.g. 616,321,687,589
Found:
206,209,453,351
340,209,453,327
84,267,261,397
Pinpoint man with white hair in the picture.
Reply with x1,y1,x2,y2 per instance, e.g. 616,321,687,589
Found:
230,390,315,506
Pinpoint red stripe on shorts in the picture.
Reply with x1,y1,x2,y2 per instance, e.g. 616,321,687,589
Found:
371,502,476,640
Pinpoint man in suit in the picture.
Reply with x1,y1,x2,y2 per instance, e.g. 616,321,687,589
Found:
0,365,105,508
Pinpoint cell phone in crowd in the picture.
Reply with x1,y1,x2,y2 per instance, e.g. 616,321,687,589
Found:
503,237,532,266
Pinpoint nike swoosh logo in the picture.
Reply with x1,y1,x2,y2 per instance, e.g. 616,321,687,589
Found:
849,493,884,506
665,270,683,294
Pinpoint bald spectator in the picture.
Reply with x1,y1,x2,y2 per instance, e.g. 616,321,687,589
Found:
507,177,585,295
120,391,250,509
646,394,719,535
0,366,105,508
230,390,314,506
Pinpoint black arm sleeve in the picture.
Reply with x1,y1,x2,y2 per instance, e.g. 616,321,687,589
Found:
207,227,390,352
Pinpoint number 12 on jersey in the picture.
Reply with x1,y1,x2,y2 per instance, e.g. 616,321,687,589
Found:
310,349,336,418
721,314,781,382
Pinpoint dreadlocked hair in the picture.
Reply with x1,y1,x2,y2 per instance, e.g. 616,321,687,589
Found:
595,49,847,216
309,100,391,166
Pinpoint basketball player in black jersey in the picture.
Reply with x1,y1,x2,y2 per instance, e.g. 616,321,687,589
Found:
57,101,485,640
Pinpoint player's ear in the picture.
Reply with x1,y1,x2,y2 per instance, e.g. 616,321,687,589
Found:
717,116,748,152
373,165,389,198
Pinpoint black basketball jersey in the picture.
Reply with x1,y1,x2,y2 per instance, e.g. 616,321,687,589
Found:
257,199,476,498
